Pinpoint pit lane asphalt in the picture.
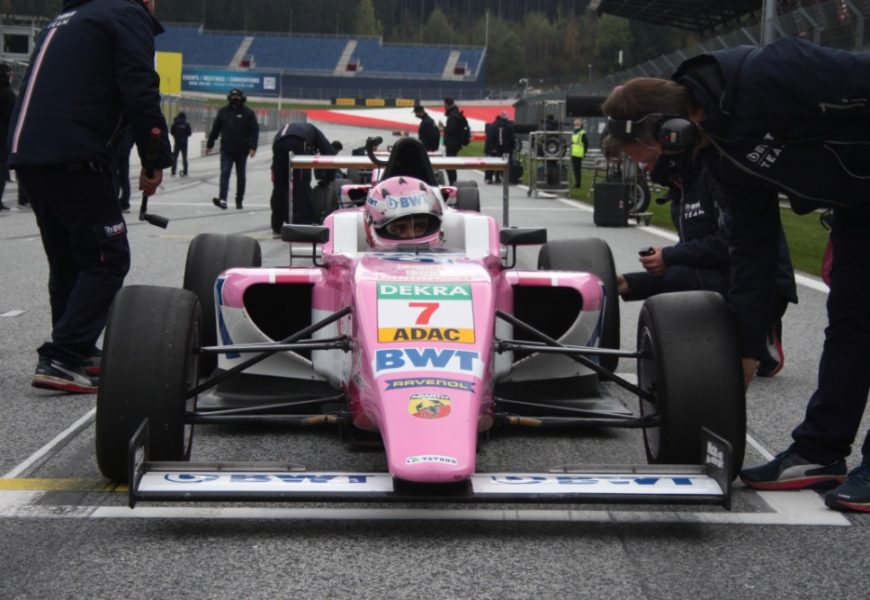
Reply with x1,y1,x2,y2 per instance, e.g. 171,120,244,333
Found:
1,122,868,600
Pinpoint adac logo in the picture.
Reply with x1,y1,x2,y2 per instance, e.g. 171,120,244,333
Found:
408,393,451,419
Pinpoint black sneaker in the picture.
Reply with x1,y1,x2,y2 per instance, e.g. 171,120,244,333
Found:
213,197,227,210
740,448,847,490
825,464,870,512
757,320,784,377
235,200,243,210
32,357,98,394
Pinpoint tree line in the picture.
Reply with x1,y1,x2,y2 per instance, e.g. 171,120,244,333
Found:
2,0,694,86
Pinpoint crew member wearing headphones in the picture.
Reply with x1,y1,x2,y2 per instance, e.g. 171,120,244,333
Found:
601,36,870,511
206,88,259,209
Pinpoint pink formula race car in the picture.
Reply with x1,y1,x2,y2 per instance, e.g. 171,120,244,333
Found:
95,138,745,509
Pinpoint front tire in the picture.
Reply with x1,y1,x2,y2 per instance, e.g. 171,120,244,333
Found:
96,286,201,483
455,186,481,212
637,291,745,473
183,233,261,375
538,238,620,373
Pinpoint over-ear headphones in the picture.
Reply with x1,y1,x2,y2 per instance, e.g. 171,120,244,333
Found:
606,114,698,153
227,88,246,103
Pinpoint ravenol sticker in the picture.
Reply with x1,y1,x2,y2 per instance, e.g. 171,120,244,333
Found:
378,283,474,343
385,377,475,392
408,393,452,419
405,455,459,466
373,348,482,378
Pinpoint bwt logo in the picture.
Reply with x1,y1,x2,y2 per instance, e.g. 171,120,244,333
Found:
490,476,695,486
164,474,371,484
387,193,426,209
375,348,480,374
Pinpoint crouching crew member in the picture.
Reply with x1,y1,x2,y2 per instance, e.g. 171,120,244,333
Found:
270,122,337,234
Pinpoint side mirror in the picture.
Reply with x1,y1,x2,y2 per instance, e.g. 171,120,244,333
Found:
499,227,547,246
281,225,330,244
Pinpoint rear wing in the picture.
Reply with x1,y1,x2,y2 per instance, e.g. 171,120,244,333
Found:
290,155,514,225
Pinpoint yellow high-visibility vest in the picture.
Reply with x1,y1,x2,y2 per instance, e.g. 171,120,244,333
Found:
572,129,586,158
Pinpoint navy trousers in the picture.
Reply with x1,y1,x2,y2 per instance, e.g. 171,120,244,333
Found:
219,149,248,202
18,163,130,367
792,204,870,465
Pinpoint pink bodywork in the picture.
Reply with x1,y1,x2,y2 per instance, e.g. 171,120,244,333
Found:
216,212,604,484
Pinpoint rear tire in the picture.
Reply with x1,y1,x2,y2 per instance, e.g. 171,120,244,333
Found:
455,186,481,212
538,238,620,373
96,286,201,483
183,233,261,375
637,291,745,473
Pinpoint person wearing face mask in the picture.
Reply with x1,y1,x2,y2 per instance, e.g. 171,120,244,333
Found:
6,0,171,393
617,151,797,378
206,88,259,209
601,38,870,508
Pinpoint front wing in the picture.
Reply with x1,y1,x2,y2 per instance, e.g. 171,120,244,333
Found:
128,422,733,509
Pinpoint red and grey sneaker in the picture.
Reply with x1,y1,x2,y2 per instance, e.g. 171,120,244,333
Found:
31,357,98,394
825,464,870,512
82,349,101,376
740,448,847,490
757,320,784,377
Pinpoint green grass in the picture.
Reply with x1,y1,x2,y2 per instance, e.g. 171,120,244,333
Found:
515,156,828,278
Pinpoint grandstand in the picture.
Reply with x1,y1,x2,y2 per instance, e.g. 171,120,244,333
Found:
156,25,487,100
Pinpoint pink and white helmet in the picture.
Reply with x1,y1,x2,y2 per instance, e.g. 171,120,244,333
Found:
365,176,443,249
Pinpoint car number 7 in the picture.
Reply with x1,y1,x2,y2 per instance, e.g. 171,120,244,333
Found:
408,302,439,325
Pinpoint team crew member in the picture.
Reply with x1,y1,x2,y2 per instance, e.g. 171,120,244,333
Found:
486,111,515,184
270,122,336,234
600,36,870,511
206,88,258,209
7,0,171,393
442,97,466,185
413,104,439,152
570,119,588,188
170,111,191,176
0,64,16,211
618,152,797,377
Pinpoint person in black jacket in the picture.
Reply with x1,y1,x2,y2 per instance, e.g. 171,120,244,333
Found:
270,122,337,234
6,0,171,394
488,111,515,184
112,125,134,212
601,36,870,509
170,111,191,176
442,97,465,185
206,88,258,209
413,104,439,152
618,151,798,377
0,63,16,211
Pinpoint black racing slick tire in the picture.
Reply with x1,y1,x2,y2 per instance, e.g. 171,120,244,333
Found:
637,291,746,474
630,178,651,213
455,186,481,212
538,238,620,373
96,286,201,483
183,233,261,375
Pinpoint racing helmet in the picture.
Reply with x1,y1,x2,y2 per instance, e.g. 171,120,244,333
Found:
365,176,443,249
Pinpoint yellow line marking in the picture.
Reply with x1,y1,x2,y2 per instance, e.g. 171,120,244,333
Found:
0,478,126,492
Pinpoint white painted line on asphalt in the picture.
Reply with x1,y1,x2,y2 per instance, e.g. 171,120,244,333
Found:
0,310,26,317
2,408,96,479
746,434,776,462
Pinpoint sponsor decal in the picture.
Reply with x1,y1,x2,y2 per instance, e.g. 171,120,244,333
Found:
165,473,374,484
745,133,782,169
335,97,357,106
378,283,471,300
488,476,694,486
706,441,725,469
374,348,482,377
382,327,473,343
385,377,475,392
102,221,127,238
405,455,458,466
165,474,220,484
378,283,475,343
365,98,386,107
371,253,455,264
408,393,452,419
386,192,427,210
